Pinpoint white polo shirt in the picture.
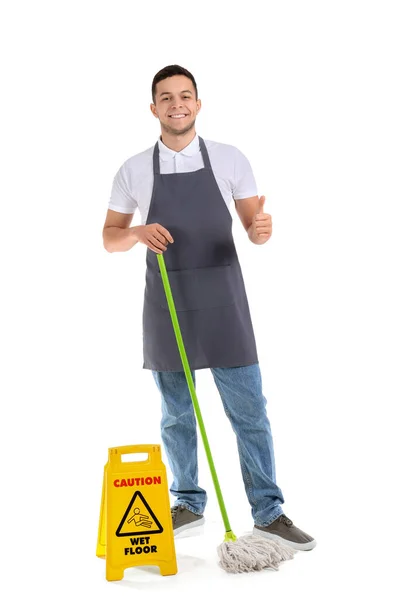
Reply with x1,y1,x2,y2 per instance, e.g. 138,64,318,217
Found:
108,133,258,224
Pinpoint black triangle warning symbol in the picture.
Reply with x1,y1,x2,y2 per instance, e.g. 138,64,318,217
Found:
116,490,164,537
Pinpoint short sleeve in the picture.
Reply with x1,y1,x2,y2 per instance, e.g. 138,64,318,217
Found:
108,163,137,214
232,148,258,200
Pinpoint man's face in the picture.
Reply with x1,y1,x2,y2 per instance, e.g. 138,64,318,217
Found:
150,75,201,136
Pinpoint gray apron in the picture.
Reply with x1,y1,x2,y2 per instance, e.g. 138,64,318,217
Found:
142,136,258,371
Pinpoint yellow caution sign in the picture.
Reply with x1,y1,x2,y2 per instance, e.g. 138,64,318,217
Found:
96,444,177,580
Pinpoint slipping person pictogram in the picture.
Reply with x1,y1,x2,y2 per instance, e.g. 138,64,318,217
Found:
127,508,153,528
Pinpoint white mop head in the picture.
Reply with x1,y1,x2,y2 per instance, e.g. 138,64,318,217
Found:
217,534,296,574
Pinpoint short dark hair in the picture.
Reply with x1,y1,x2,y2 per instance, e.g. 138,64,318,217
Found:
151,65,198,103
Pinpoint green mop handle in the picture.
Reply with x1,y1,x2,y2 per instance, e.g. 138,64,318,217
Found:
157,253,234,536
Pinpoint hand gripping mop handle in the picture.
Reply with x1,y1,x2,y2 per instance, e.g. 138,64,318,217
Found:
157,253,235,540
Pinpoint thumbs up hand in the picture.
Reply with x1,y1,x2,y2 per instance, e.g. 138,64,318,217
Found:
248,195,272,245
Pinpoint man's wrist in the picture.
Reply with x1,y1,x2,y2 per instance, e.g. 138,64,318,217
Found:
129,225,141,243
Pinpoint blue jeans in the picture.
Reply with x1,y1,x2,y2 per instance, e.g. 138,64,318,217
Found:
151,363,285,527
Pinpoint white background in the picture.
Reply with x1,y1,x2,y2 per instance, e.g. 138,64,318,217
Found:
1,1,399,598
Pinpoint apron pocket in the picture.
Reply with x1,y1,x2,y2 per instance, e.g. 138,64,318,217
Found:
157,265,235,312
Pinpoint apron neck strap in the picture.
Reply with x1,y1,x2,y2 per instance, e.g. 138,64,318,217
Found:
153,140,161,175
198,136,211,169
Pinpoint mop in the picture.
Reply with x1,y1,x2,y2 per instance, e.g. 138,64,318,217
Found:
157,254,296,573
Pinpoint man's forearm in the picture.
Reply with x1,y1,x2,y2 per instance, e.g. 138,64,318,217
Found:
103,226,140,253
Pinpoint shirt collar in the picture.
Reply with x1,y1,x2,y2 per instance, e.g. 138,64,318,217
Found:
158,133,200,161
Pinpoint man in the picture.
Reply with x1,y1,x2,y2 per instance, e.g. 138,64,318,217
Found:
103,65,316,551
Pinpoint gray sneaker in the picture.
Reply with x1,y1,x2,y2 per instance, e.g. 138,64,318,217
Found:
253,514,316,551
171,505,205,536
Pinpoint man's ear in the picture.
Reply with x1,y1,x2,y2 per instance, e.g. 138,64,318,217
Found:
150,103,158,118
196,99,202,113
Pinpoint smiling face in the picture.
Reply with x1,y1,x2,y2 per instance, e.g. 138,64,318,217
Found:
150,75,201,136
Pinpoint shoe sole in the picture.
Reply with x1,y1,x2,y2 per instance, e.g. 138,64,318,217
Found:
253,527,317,551
174,517,205,537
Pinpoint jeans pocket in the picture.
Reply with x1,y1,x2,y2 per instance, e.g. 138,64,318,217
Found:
157,265,235,312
